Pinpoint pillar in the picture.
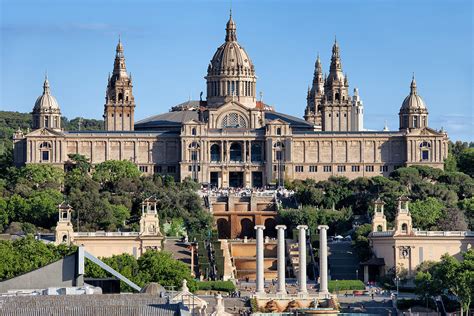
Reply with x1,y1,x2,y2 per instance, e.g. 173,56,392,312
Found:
364,265,369,284
276,225,287,294
297,225,308,294
255,225,265,295
318,225,329,294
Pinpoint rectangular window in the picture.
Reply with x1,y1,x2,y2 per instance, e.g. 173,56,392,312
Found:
139,166,148,173
295,166,303,173
153,165,162,173
351,165,360,172
365,165,374,172
309,166,317,172
167,166,176,173
323,166,332,172
422,150,429,161
191,151,198,161
337,165,346,172
42,151,49,161
380,165,388,172
276,151,283,161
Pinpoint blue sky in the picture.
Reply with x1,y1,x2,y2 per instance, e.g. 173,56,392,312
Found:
1,0,472,141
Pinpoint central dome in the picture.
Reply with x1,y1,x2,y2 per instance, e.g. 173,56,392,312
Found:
206,13,257,108
34,77,60,111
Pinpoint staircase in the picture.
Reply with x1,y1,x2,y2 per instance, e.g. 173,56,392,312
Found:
162,238,192,266
328,241,360,280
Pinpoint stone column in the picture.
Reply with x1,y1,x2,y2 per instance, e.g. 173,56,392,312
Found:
318,225,329,294
276,225,287,294
255,225,265,295
297,225,308,294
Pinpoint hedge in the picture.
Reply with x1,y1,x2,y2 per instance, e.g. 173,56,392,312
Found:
196,280,236,293
328,280,365,292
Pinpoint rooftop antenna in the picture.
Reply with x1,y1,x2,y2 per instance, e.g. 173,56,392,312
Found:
383,120,389,131
259,91,263,102
78,117,83,131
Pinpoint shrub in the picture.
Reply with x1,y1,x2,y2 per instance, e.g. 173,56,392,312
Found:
328,280,364,292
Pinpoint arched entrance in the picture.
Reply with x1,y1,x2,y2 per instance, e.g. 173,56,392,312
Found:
240,218,255,238
216,218,230,239
264,218,277,238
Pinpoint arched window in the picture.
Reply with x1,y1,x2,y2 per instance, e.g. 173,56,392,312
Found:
221,113,247,128
420,141,431,161
276,127,282,135
40,141,52,162
401,223,408,233
62,235,68,243
377,225,383,232
191,128,197,136
189,142,199,161
413,116,418,128
44,116,49,128
335,93,340,101
210,144,221,162
230,142,242,162
118,93,123,102
251,143,262,162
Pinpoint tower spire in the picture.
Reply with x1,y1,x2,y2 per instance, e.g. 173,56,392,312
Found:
410,73,417,95
113,37,127,78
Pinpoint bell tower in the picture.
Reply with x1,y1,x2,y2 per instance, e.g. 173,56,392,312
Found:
304,54,324,126
104,38,135,131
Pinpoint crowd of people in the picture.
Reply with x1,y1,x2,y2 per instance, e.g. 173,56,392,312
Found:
199,186,295,198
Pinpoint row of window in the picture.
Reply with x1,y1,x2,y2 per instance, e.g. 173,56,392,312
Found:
293,165,390,173
139,165,177,174
209,80,254,97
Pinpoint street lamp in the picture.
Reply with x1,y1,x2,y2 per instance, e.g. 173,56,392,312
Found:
356,269,359,280
395,276,400,295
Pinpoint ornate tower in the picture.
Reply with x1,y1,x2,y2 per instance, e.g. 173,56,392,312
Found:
104,38,135,131
304,54,324,126
205,12,257,108
32,76,62,130
351,88,364,131
399,75,428,131
54,202,74,245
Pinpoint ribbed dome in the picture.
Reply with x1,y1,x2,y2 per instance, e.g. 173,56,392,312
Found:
34,77,60,111
401,77,426,110
207,14,255,77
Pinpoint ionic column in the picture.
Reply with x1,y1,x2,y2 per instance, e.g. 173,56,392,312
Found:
297,225,308,294
276,225,287,294
318,225,329,294
255,225,265,295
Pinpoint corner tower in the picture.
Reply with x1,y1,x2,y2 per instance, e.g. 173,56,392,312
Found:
32,76,62,130
304,54,324,126
205,12,257,108
104,38,135,131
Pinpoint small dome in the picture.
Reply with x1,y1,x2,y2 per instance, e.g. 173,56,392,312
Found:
34,77,60,111
401,77,426,110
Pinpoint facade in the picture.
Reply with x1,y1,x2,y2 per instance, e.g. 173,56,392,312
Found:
55,198,163,258
366,197,474,282
13,13,449,187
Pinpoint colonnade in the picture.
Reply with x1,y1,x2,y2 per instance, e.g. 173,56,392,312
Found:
254,224,329,296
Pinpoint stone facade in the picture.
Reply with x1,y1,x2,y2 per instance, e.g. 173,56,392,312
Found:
367,197,474,282
13,14,449,187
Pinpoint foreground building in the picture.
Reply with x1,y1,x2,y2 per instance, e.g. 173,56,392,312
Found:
13,13,449,187
366,197,474,283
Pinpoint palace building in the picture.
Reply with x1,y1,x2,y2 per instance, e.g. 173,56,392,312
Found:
13,13,449,187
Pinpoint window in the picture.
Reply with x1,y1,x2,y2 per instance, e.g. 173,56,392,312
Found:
323,166,332,172
167,166,176,173
377,225,383,232
188,165,200,172
276,127,282,135
380,165,388,172
295,166,303,172
351,165,360,172
420,141,431,161
139,166,148,173
42,151,50,161
422,150,429,160
251,144,262,162
210,144,221,162
401,223,408,233
335,93,340,101
45,116,49,128
337,165,346,172
222,112,247,128
309,166,317,172
413,116,418,128
153,166,162,173
191,128,197,136
230,142,242,162
191,151,198,161
276,151,283,161
365,165,374,172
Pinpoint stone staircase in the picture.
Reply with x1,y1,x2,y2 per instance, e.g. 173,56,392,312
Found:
328,241,360,280
162,238,192,266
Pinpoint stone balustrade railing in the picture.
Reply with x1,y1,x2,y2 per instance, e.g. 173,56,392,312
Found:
74,232,139,237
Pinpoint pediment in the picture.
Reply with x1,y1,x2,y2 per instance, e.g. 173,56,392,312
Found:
26,128,64,137
267,118,289,125
407,127,444,137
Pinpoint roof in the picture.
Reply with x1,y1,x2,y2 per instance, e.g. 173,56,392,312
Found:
135,110,199,130
0,294,182,316
264,111,315,130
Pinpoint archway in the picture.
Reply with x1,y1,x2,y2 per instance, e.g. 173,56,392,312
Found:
230,142,242,162
210,144,221,162
240,218,255,238
264,218,277,238
216,218,230,239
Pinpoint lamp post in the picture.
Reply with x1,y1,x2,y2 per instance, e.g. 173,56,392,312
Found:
356,269,359,281
395,276,400,295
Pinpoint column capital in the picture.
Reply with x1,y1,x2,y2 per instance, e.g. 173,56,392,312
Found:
296,225,308,230
275,225,287,230
318,225,329,230
254,225,265,230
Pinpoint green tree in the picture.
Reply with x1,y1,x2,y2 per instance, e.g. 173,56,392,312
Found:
409,197,444,230
458,148,474,178
28,189,63,229
92,160,140,188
